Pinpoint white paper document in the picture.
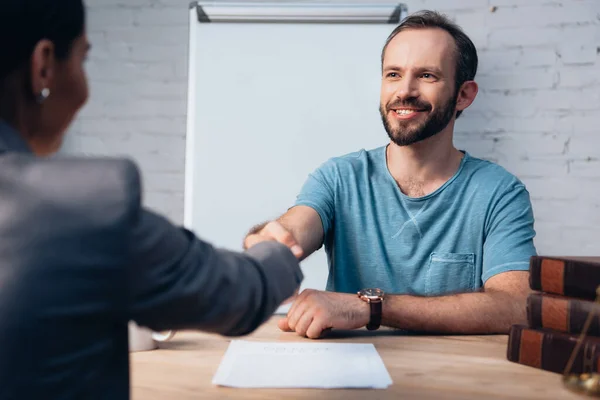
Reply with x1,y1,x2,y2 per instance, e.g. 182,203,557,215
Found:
212,340,393,389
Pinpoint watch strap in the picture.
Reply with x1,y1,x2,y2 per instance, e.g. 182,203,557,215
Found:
366,300,382,330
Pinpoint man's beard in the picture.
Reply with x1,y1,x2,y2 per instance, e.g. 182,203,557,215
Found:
379,93,458,147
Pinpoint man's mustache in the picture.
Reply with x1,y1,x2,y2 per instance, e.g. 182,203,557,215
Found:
387,98,432,111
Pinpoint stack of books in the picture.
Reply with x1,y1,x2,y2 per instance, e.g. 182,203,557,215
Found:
507,256,600,374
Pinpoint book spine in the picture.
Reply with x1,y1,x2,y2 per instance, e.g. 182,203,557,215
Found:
527,294,600,336
507,325,600,375
529,257,600,300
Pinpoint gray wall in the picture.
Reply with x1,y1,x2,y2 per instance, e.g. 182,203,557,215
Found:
65,0,600,255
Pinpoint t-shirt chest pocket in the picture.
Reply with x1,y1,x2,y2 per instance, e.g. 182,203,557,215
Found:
426,252,475,296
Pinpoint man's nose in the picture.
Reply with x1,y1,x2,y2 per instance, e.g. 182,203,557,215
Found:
393,75,419,101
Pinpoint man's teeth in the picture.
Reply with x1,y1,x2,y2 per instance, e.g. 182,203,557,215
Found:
395,109,417,115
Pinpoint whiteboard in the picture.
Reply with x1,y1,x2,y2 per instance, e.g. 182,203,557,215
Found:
184,2,408,298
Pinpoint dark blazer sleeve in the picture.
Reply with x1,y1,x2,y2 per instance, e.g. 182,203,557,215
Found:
125,172,303,336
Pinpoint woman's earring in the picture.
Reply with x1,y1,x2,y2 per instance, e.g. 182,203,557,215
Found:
37,88,50,104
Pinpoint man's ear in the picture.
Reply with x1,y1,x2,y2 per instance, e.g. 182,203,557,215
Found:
29,39,56,100
455,80,478,113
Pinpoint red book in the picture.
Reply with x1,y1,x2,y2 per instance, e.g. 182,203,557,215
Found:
507,325,600,375
527,293,600,336
529,256,600,300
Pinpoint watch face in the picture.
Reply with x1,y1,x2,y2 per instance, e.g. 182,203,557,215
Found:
359,288,384,299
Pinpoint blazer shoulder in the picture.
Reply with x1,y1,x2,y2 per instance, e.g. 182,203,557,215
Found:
0,154,143,228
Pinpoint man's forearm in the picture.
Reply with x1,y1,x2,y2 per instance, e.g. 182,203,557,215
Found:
382,289,527,334
243,206,325,260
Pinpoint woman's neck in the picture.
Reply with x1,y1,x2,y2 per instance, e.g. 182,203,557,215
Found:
0,73,53,155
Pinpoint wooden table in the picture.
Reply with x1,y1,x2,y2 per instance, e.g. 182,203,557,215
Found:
131,317,583,399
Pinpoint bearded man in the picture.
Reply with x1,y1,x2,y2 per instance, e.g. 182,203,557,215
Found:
244,10,537,338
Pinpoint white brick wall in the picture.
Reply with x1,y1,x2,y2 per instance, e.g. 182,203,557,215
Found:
66,0,600,255
67,0,191,223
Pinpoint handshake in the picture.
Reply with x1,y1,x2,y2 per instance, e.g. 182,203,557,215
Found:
243,220,305,306
243,221,304,260
242,216,371,338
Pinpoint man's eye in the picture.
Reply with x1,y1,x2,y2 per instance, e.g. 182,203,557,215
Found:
422,73,435,80
387,72,399,78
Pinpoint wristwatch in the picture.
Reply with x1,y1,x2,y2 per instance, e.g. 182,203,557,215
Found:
357,288,385,330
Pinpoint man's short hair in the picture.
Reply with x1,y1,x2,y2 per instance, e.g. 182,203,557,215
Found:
381,10,478,118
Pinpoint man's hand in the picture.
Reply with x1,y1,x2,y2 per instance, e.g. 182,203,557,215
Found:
244,221,304,259
278,289,370,339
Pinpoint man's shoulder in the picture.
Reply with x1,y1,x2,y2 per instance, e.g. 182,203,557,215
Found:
463,153,526,190
317,145,385,174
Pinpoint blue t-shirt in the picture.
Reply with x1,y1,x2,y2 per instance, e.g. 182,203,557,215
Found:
294,145,537,296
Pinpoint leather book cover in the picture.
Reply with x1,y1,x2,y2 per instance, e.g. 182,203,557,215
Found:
527,293,600,336
529,256,600,300
507,324,600,374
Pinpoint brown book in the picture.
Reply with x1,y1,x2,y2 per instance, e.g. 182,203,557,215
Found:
527,293,600,336
507,325,600,374
529,256,600,300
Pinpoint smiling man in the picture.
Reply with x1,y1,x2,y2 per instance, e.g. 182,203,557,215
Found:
244,10,537,338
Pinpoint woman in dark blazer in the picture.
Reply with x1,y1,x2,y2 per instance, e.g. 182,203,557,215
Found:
0,1,303,399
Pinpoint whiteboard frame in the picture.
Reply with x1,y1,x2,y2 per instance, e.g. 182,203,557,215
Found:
184,6,199,228
190,2,407,24
183,1,408,228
